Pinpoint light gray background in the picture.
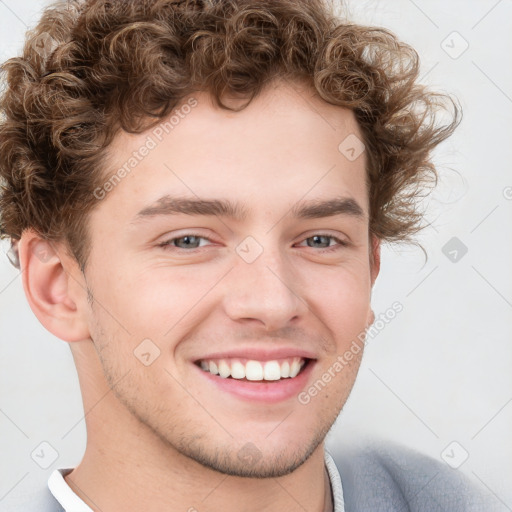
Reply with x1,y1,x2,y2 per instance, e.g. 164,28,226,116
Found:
0,0,511,508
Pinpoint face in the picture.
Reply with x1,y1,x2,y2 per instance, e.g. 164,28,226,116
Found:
80,80,378,478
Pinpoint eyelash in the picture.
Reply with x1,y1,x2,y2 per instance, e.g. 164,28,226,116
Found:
158,232,349,253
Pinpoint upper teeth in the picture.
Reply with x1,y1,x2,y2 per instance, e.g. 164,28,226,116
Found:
199,357,305,381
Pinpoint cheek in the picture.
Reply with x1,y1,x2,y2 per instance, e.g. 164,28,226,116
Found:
89,263,185,332
87,265,217,373
317,269,371,321
298,349,364,424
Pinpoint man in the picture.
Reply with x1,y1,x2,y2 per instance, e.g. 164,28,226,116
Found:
0,0,497,510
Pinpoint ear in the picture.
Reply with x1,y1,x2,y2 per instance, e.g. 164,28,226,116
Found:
369,233,381,288
18,229,90,343
367,234,381,326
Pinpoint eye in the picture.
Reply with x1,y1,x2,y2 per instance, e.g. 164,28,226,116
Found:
157,232,349,253
158,233,213,250
296,234,348,252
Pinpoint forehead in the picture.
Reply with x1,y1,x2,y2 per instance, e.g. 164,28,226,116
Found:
98,80,368,224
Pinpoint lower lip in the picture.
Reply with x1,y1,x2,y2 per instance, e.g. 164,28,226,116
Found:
195,360,316,404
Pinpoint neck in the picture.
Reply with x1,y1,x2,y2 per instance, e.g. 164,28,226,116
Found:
65,419,332,511
64,342,333,512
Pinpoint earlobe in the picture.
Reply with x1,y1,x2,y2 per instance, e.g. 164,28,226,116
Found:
18,230,90,343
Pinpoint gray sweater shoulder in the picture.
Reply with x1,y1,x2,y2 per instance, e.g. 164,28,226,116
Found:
331,440,500,512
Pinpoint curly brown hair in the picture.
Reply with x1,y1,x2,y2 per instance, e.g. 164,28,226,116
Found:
0,0,460,272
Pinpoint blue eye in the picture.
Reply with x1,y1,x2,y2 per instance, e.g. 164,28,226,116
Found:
158,234,211,250
158,233,348,253
296,234,348,252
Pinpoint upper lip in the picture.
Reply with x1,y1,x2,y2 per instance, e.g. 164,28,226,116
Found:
194,347,317,362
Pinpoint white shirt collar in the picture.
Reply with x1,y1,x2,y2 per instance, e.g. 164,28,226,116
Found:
325,449,346,512
48,450,345,512
47,468,93,512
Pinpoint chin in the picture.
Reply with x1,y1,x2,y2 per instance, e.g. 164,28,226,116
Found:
174,429,326,479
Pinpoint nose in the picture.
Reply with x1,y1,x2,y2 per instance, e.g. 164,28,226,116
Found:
221,244,308,331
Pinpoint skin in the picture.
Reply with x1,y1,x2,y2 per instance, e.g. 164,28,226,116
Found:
19,79,380,512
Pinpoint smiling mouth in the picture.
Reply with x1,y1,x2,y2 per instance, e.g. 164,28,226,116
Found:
195,357,312,381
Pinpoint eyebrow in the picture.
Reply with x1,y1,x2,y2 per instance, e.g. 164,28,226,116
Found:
131,195,365,223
